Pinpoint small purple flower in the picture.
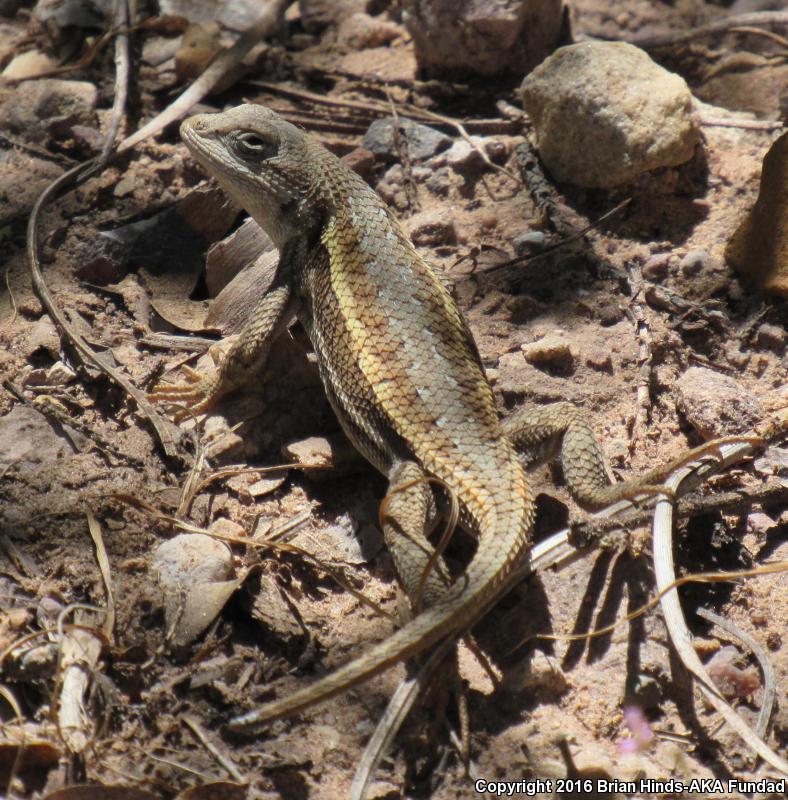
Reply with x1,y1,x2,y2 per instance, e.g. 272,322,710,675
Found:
619,706,654,755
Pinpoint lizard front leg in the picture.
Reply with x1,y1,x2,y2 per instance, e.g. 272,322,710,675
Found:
150,281,297,420
503,402,758,510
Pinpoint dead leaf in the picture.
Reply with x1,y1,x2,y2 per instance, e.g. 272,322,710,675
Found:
43,787,158,800
0,740,59,782
205,217,274,296
205,251,279,335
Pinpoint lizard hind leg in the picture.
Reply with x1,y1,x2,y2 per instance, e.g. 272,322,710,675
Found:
380,461,467,760
503,401,616,509
504,402,759,511
382,461,453,614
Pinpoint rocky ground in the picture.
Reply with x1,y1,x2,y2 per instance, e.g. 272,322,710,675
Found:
0,1,786,798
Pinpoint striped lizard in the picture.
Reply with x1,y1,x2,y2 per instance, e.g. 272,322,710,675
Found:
151,104,754,730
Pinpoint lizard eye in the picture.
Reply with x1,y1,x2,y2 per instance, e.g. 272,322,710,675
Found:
235,131,276,158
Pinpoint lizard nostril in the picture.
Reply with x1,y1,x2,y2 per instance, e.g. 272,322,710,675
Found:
182,115,208,135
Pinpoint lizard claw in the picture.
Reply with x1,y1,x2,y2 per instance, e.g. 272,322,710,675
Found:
148,366,221,422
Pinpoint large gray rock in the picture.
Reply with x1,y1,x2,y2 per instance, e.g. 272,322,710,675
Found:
520,42,700,188
0,78,97,137
403,0,565,77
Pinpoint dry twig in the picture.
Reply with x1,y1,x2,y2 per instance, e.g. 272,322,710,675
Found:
625,10,788,48
183,714,245,783
624,262,654,448
118,0,290,153
652,440,788,775
695,607,776,740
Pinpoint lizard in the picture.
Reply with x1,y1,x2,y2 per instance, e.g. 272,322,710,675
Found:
151,104,753,730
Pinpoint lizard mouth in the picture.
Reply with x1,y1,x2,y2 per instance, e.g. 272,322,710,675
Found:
179,117,231,179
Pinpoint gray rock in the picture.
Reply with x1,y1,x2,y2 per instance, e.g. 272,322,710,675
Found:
642,253,671,282
402,0,565,78
32,0,109,28
675,366,763,439
0,406,69,469
153,532,238,648
443,139,484,174
154,533,234,587
513,231,546,256
337,12,402,49
680,248,712,276
520,42,700,188
0,78,97,137
363,117,451,163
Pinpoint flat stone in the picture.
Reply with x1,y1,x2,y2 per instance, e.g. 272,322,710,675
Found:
675,366,763,439
521,334,578,374
363,117,451,163
0,406,70,469
1,49,58,80
0,78,97,137
521,42,700,188
282,436,335,469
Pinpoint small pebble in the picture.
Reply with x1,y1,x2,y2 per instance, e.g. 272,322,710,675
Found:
642,253,670,281
679,248,711,276
282,435,335,469
512,231,546,256
521,334,577,374
406,208,457,246
754,322,785,353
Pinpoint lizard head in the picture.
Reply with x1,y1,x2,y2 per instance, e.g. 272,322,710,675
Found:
180,104,324,248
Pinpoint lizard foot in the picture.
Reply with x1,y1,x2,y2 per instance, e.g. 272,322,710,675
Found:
148,366,222,422
593,434,763,509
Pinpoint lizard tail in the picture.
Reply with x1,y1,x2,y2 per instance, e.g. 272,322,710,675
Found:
229,456,534,731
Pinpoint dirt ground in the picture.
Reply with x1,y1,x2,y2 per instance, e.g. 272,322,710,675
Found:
0,1,786,798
